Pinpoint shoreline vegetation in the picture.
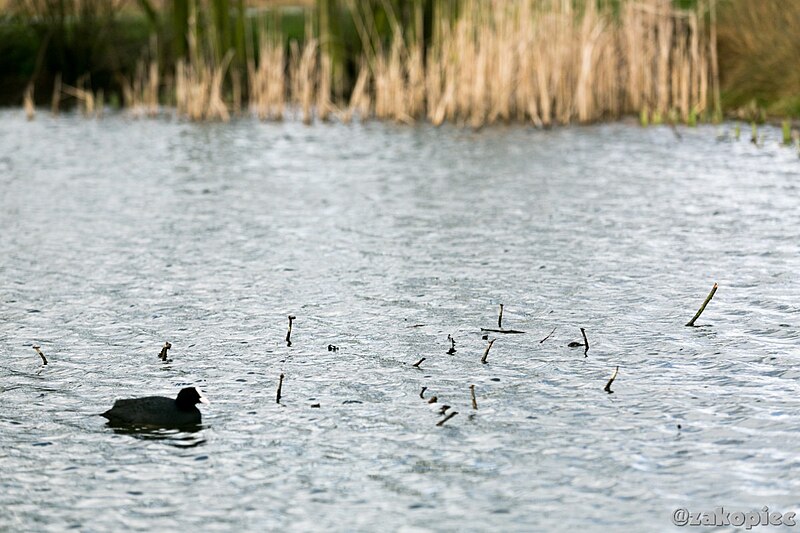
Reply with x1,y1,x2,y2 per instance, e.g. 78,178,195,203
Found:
3,0,799,127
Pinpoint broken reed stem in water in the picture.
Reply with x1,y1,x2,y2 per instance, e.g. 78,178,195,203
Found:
439,405,451,415
686,283,718,326
447,334,456,354
470,384,477,410
581,328,589,356
539,326,557,344
427,396,438,404
285,315,296,346
604,366,619,393
32,345,47,365
276,373,284,404
419,386,427,399
568,328,589,355
158,341,172,361
481,304,524,333
412,357,426,368
436,411,458,427
481,339,495,364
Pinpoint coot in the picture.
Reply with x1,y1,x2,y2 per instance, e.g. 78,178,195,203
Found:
101,387,209,427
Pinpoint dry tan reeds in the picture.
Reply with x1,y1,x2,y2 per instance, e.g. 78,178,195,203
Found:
405,0,714,127
248,33,286,120
174,4,234,122
23,83,34,120
30,0,720,127
59,75,102,117
175,48,234,121
351,0,715,127
288,37,319,124
120,58,160,117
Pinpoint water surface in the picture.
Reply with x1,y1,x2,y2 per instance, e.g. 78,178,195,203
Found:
1,111,799,531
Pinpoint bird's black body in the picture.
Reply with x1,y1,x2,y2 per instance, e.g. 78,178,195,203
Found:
101,387,208,427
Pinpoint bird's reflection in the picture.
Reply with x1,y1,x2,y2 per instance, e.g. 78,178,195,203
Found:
107,422,207,448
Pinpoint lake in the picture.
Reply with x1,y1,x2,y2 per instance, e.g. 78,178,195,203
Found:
1,111,799,531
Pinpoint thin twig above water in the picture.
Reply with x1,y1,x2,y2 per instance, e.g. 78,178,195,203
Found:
436,411,458,427
276,373,284,404
539,326,557,344
604,366,619,394
447,334,456,355
686,283,718,327
33,345,47,366
286,315,296,346
158,341,172,361
481,339,496,364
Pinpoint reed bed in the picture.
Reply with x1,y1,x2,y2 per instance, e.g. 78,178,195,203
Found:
248,33,286,120
411,0,716,126
25,0,722,127
179,0,716,126
55,75,103,118
120,58,160,118
174,5,235,121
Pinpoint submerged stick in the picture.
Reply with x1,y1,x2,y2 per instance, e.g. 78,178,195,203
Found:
276,373,284,404
285,315,296,346
470,384,477,410
412,357,426,368
498,304,504,329
604,366,619,394
480,328,525,334
158,341,172,361
447,334,456,355
539,326,557,344
436,411,458,427
685,283,718,327
32,345,47,365
481,339,495,364
419,386,427,399
669,121,682,140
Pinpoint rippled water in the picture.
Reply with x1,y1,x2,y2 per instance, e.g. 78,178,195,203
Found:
1,110,799,531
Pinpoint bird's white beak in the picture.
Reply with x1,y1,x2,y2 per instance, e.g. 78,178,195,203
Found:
196,387,210,404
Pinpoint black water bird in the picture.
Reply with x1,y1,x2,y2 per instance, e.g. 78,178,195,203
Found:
101,387,209,427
